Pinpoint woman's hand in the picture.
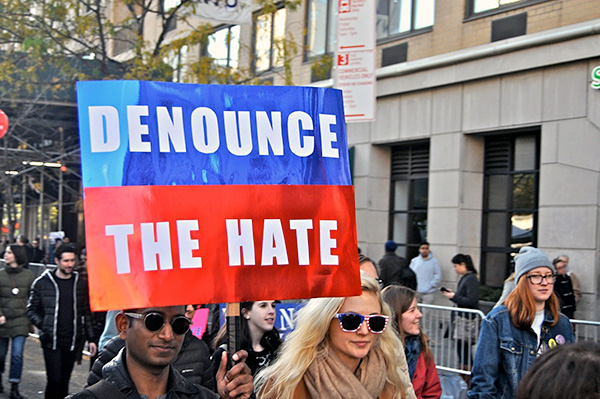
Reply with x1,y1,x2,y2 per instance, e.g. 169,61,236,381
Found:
442,290,455,299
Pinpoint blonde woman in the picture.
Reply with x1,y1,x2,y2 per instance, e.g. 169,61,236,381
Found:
256,275,416,399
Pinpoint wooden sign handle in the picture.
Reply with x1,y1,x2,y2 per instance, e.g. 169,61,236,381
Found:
226,302,241,365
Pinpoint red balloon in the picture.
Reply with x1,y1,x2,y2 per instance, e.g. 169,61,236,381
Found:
0,110,8,139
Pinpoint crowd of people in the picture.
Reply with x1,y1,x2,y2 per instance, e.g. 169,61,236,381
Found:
0,234,596,399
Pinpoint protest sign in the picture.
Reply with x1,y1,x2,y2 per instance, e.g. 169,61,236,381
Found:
77,81,361,310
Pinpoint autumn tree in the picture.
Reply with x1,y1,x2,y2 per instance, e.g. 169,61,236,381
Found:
0,0,301,242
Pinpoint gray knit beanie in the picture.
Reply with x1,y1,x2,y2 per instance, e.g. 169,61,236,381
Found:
514,246,555,283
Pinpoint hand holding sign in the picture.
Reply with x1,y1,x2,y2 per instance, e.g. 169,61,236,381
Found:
216,350,253,399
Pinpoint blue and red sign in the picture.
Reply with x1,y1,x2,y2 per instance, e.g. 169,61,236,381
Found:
77,81,360,311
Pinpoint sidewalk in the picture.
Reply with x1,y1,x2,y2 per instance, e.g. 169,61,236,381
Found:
9,336,88,398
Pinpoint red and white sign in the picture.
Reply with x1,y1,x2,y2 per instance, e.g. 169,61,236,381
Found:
84,184,359,310
335,0,376,122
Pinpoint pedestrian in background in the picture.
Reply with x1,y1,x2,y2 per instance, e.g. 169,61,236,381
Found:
30,238,45,264
359,254,380,281
15,236,32,267
442,253,480,378
212,301,282,377
0,245,34,399
493,260,516,309
27,244,98,399
255,275,417,399
379,241,416,290
383,285,441,399
409,242,441,305
552,255,581,319
468,246,575,399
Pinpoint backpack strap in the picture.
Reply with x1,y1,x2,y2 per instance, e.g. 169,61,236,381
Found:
85,379,129,399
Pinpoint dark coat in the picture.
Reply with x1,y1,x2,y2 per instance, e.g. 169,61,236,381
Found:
379,252,417,290
450,272,480,323
70,348,218,399
212,330,281,378
88,332,215,391
0,265,35,337
451,272,480,310
554,274,576,319
26,269,96,353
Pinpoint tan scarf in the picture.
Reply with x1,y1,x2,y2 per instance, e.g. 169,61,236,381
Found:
303,346,392,399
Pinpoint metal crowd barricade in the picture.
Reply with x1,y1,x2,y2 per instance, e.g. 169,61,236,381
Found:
419,304,485,375
27,262,55,278
571,319,600,343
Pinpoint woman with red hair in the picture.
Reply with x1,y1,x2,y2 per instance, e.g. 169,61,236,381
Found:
468,247,575,399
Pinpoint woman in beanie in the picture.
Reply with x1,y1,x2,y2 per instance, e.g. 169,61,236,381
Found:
468,247,575,399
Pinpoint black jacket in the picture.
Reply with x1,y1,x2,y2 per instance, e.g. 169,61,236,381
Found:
378,252,417,290
70,348,218,399
88,332,215,391
554,274,576,318
26,269,96,352
450,272,480,321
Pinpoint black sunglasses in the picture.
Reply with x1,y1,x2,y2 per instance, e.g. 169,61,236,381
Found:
124,312,190,335
335,312,389,334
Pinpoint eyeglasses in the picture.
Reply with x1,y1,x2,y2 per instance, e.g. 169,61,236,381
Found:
334,313,389,334
526,274,557,285
124,312,191,335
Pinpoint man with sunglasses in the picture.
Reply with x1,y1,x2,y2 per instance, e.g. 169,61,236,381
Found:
69,305,253,399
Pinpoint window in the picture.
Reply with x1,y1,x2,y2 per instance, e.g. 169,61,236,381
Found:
305,0,336,59
165,45,188,82
468,0,549,17
163,0,179,9
389,143,429,260
206,25,241,70
254,6,286,73
377,0,435,40
480,132,539,287
162,0,179,31
112,25,136,56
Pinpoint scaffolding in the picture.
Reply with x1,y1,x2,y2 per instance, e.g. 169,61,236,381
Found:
0,97,83,250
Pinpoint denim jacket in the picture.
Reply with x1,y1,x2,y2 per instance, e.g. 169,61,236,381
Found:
468,305,574,399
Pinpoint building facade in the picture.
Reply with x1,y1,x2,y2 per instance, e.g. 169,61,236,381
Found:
207,0,600,319
351,1,600,319
29,0,597,316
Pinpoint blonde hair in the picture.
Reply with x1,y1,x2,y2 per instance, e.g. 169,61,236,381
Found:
255,276,408,399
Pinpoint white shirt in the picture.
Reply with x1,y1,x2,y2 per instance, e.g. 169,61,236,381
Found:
532,310,545,353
